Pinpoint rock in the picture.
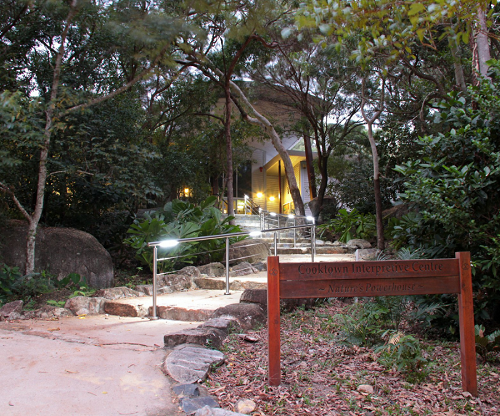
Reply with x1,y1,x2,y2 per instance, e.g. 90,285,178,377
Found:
178,266,201,278
195,406,248,416
154,305,213,321
235,399,256,414
229,239,269,264
355,248,381,261
94,287,145,300
199,317,242,334
64,296,106,315
251,261,267,271
240,289,267,310
164,327,226,349
0,221,113,288
135,284,173,296
357,384,374,395
24,305,74,320
212,303,266,330
180,396,219,415
229,262,258,277
346,239,372,249
159,273,196,291
0,300,24,320
199,263,225,277
164,345,225,384
193,278,225,291
173,384,201,398
104,301,148,318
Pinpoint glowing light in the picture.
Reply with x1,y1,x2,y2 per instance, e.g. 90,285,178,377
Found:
257,192,263,198
159,239,179,248
249,231,262,237
184,188,190,195
269,196,275,202
288,214,295,219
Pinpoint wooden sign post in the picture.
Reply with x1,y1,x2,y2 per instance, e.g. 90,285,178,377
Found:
267,252,477,396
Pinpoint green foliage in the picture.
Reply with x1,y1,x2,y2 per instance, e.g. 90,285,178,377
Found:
475,325,500,362
0,265,91,307
319,208,376,243
125,196,245,272
376,330,430,383
395,62,500,321
333,298,398,347
0,264,23,306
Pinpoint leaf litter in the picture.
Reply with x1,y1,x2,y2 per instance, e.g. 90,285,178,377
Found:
206,299,500,415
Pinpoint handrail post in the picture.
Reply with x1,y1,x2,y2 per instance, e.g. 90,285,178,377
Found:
274,232,278,256
225,237,231,295
151,245,158,320
277,215,280,244
293,217,296,247
311,223,316,263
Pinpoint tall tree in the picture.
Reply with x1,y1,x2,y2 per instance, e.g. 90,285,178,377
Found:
0,0,190,274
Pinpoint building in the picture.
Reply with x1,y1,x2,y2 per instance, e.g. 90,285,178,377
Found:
226,83,315,216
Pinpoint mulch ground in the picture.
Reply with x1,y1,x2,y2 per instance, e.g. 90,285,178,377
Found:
206,300,500,415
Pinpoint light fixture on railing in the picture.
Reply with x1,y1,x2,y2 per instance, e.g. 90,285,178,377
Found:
159,239,179,248
288,214,295,219
249,231,262,237
306,216,315,224
270,212,277,217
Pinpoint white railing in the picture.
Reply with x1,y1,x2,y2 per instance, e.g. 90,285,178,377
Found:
147,218,316,319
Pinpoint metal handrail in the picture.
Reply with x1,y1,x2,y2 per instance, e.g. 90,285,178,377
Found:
260,211,315,247
147,223,316,320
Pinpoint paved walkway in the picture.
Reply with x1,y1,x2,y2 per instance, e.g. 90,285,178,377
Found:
0,316,194,416
0,253,355,415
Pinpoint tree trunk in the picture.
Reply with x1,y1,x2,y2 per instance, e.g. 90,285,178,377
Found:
303,132,317,199
229,81,305,216
224,82,235,224
367,124,384,250
361,77,385,251
476,7,491,78
449,24,467,92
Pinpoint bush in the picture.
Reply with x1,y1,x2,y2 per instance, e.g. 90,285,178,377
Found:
395,61,500,324
318,208,376,242
125,196,245,272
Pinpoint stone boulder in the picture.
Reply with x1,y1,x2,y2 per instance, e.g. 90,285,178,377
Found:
0,300,24,320
64,296,106,315
0,221,114,288
94,286,145,300
346,239,372,249
229,262,258,277
229,239,269,265
212,303,266,330
355,248,381,261
164,344,225,383
199,263,225,277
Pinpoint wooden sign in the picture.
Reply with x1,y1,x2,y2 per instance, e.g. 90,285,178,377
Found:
267,252,477,396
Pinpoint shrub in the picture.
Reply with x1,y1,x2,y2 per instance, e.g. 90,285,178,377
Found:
319,208,376,243
125,196,245,272
395,61,500,323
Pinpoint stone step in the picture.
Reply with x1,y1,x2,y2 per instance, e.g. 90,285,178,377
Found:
103,290,243,321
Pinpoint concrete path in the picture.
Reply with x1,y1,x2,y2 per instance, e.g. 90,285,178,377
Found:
0,253,356,415
0,315,197,416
